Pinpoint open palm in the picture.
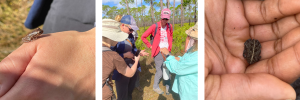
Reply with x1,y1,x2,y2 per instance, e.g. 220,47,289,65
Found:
205,0,300,99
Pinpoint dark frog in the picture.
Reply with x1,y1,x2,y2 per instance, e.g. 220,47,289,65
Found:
243,39,261,65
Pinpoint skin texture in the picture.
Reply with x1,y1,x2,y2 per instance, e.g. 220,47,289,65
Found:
0,28,96,100
205,0,300,99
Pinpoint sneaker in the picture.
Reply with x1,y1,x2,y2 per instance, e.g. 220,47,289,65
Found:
153,88,164,94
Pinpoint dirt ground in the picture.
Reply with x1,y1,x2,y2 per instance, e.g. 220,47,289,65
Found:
112,56,181,100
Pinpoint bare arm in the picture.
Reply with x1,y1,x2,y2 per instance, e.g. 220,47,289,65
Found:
123,55,140,77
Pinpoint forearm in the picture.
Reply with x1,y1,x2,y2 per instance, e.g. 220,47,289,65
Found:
124,61,138,77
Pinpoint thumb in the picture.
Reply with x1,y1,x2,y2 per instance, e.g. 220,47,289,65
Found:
206,73,295,99
0,43,37,97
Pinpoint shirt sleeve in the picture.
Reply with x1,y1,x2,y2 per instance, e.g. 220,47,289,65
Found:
113,54,127,75
112,41,125,58
141,24,155,48
164,51,198,75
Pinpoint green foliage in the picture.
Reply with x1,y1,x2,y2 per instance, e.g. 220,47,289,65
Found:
135,22,196,56
183,0,192,8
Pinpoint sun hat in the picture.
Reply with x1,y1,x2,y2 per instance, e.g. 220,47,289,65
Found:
120,15,139,31
185,22,198,40
102,19,128,42
161,8,171,19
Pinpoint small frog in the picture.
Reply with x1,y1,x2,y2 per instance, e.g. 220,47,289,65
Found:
22,28,43,43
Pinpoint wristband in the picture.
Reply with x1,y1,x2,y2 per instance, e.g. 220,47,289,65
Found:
166,53,172,58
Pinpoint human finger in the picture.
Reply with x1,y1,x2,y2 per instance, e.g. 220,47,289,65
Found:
0,43,37,97
246,41,300,84
249,14,300,43
205,73,295,99
223,0,250,61
243,0,300,25
258,27,300,60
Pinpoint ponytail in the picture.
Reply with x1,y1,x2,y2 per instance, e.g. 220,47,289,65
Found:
115,15,122,22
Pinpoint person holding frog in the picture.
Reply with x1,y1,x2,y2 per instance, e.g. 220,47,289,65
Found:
111,15,149,100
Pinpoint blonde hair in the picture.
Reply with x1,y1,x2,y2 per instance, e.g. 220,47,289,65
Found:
115,15,123,22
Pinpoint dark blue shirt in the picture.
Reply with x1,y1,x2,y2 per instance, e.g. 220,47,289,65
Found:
111,34,140,80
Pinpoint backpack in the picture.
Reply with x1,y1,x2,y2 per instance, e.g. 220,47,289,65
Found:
150,23,172,44
102,46,116,100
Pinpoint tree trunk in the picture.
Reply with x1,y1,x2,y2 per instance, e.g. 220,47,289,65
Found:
181,0,183,27
194,0,197,23
160,0,163,11
136,0,138,32
167,0,169,8
189,4,191,25
151,0,154,24
126,0,130,15
173,0,175,26
141,0,145,30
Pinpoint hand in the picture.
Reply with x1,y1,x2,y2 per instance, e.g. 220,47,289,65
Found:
160,48,169,55
123,51,134,59
206,0,300,99
0,28,95,99
139,50,149,56
134,54,141,62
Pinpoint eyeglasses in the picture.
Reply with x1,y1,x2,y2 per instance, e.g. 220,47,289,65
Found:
125,25,134,32
162,18,169,20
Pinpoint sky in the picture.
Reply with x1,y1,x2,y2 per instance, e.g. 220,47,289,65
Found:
102,0,186,17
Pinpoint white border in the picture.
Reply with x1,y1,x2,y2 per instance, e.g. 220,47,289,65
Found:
96,0,102,99
199,0,204,100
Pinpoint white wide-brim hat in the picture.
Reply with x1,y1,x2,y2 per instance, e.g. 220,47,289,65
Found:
102,19,128,42
185,22,198,40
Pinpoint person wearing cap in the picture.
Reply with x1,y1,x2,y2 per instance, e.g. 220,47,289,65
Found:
160,22,198,100
141,8,173,94
102,19,141,100
111,15,149,100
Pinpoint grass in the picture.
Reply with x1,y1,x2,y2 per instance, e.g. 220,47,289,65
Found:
0,0,35,61
112,22,196,100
